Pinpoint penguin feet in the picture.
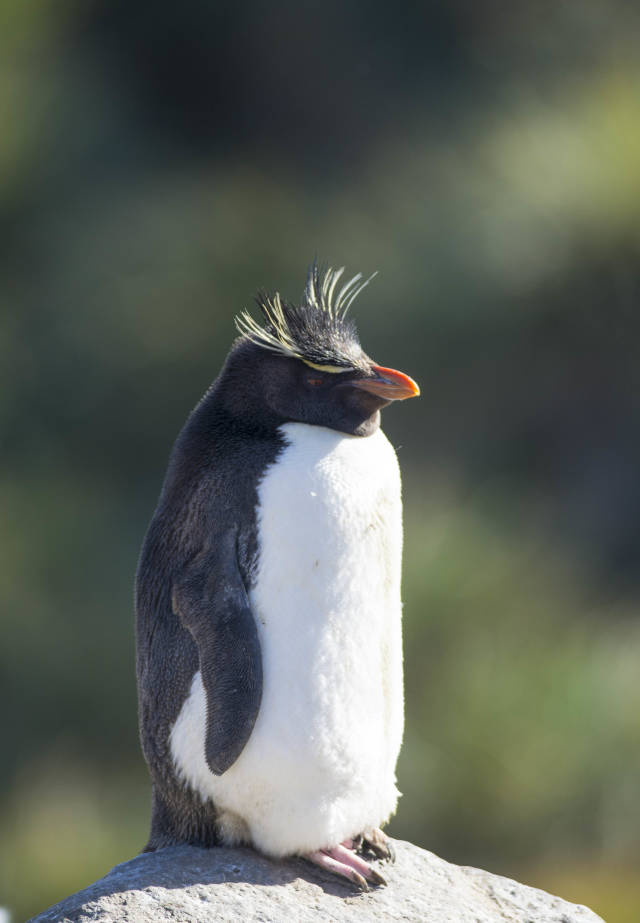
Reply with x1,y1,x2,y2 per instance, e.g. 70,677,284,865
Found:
305,842,387,892
352,827,396,863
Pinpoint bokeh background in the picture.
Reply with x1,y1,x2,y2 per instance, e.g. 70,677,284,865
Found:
2,2,640,920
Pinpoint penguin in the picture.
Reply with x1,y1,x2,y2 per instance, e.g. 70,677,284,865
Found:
135,262,420,890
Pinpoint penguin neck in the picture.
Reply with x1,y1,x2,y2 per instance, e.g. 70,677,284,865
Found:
206,382,285,438
211,381,382,439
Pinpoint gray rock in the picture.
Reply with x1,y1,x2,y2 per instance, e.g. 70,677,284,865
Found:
30,840,605,923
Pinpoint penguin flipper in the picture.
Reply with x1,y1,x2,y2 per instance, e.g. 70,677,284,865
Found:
172,532,262,776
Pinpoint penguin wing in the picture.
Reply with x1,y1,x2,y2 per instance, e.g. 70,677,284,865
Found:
172,529,262,775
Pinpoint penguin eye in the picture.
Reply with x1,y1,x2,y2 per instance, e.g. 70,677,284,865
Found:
307,377,323,387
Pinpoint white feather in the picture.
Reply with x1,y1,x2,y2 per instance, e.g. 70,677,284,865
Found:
170,422,404,857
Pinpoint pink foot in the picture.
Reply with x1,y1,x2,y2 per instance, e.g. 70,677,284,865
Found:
306,842,387,891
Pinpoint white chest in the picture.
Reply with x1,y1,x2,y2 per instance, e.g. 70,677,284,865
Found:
170,423,405,857
252,422,403,630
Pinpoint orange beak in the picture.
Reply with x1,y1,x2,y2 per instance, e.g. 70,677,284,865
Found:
350,364,420,401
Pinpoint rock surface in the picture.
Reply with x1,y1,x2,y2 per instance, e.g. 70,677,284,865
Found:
30,840,605,923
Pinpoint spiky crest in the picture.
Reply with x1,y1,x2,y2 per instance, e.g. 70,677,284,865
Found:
235,262,377,368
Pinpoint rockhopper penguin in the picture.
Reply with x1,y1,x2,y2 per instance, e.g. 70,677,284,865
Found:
135,263,420,890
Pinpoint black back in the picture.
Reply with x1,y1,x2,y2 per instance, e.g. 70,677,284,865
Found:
135,377,284,848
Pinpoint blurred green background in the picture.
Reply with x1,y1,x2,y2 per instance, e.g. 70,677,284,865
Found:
2,2,639,921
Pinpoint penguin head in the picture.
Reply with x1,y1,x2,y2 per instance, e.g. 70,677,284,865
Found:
222,263,419,437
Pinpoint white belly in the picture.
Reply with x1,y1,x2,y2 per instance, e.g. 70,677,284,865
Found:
170,422,405,857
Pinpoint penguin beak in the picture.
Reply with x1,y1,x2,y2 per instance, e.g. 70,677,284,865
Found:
350,365,420,401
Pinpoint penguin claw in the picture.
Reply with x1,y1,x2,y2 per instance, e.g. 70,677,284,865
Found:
369,866,388,886
305,842,387,892
357,827,396,863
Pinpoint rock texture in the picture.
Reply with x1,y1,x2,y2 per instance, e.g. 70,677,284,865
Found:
30,840,604,923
